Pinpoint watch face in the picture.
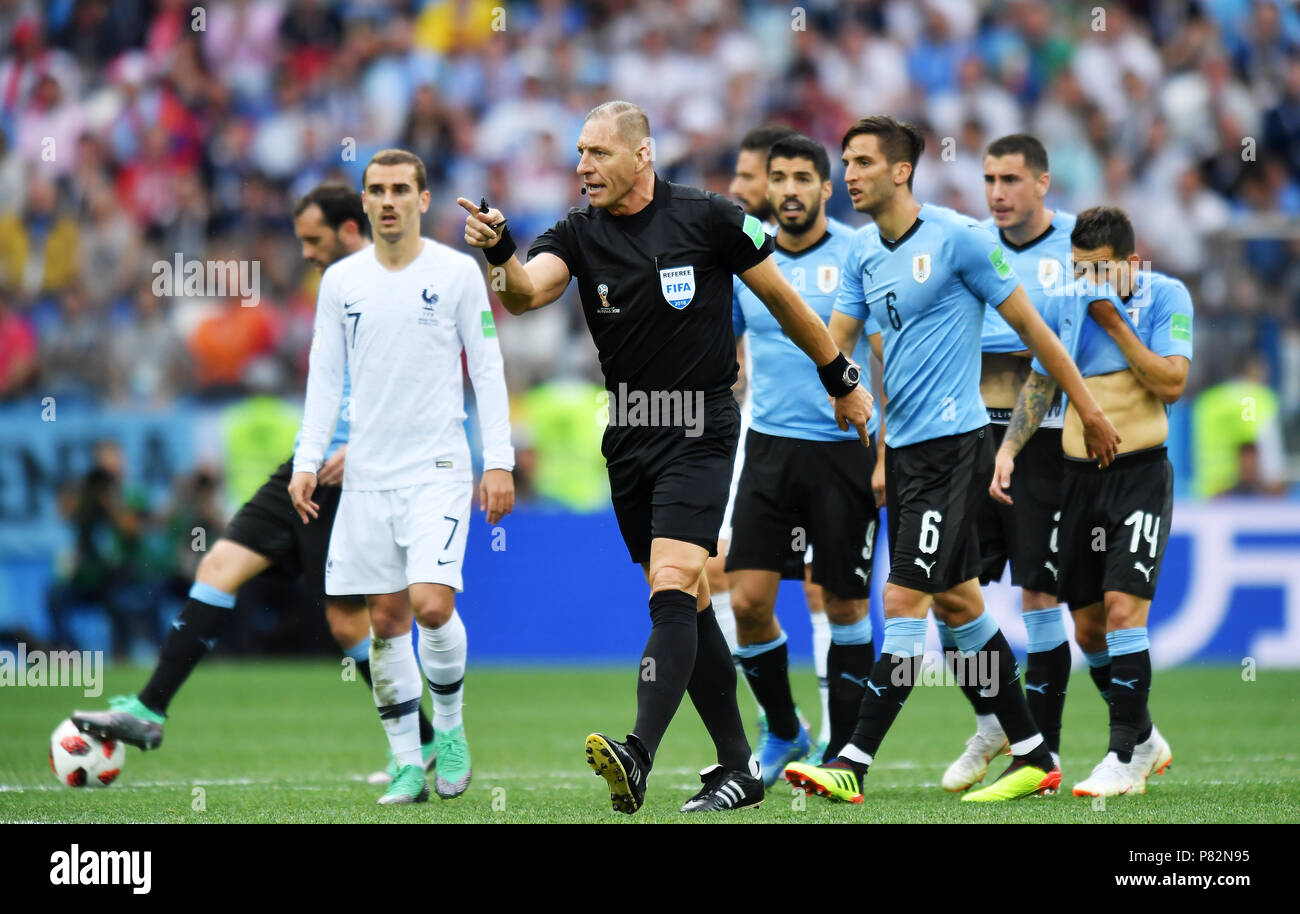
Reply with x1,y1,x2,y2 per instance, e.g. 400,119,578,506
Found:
845,365,861,385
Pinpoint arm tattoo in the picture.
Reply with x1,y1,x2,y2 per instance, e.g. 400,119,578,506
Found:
1002,371,1057,457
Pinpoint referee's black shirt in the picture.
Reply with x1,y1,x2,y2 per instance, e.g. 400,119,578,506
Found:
527,174,775,400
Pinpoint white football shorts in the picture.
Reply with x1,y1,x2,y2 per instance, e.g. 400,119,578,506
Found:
325,478,473,595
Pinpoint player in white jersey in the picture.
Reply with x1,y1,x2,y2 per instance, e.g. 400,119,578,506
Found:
719,124,834,755
290,149,515,805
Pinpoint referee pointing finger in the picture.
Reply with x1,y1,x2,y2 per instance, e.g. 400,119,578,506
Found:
458,100,871,815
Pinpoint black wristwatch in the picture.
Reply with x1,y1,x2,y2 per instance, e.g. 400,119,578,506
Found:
818,353,860,398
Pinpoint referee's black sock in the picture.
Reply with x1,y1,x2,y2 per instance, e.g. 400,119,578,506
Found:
630,589,698,767
1105,629,1152,764
687,606,752,772
734,634,798,741
139,585,236,716
825,621,874,762
355,655,435,744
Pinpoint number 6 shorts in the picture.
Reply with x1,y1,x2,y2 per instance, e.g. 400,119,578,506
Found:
1057,446,1173,612
325,478,474,596
885,425,993,594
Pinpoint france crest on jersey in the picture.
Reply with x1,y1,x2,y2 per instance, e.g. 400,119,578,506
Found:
834,204,1020,448
732,218,879,440
980,210,1076,353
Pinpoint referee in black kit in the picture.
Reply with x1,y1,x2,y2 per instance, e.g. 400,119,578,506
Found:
459,100,872,814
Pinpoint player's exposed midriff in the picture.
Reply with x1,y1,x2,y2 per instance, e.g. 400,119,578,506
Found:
979,350,1032,410
1063,368,1167,457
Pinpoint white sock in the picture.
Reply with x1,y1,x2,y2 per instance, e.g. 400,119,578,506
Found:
838,743,873,766
810,611,831,744
1009,734,1044,757
976,713,1003,737
417,611,467,731
712,589,738,654
370,632,423,767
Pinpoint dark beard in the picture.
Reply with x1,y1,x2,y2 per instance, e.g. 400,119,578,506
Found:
778,206,819,237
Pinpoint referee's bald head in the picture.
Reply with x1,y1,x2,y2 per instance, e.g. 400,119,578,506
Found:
583,100,651,152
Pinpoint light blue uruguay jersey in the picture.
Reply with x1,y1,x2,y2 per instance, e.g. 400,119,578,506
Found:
979,210,1076,353
294,366,351,460
732,218,880,441
834,203,1020,448
1031,268,1194,380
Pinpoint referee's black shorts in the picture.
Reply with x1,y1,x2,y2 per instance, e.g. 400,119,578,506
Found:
886,425,993,594
725,430,879,599
977,423,1063,595
222,457,364,605
603,395,739,564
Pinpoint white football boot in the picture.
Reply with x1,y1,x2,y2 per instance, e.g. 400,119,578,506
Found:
1072,751,1143,797
941,726,1010,792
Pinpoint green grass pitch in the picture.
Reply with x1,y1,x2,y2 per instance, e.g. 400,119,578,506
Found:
3,662,1297,823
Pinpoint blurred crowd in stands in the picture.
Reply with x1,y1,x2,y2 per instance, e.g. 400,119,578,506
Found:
1,0,1298,501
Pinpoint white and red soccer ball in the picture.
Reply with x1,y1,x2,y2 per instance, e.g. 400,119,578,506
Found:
49,718,124,787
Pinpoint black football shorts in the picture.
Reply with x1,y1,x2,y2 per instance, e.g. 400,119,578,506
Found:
725,430,879,599
978,424,1064,595
603,394,740,564
1057,446,1173,611
223,457,364,605
886,425,993,594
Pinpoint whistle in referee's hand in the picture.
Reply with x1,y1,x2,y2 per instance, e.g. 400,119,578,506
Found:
479,196,504,233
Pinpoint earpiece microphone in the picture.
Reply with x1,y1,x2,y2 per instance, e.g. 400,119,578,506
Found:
581,185,587,195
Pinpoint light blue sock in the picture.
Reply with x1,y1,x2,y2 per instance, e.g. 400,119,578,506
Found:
189,581,236,609
734,630,787,659
1083,649,1111,668
1105,627,1150,657
1023,607,1067,653
880,618,928,658
829,617,872,645
935,620,956,650
950,611,1000,655
344,636,370,662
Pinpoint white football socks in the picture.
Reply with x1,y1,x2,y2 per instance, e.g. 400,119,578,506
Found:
370,631,423,768
811,610,831,744
417,610,467,731
712,589,739,654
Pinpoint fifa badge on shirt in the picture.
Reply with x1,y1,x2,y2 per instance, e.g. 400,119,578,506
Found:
1038,257,1061,290
596,282,620,314
912,253,931,283
817,264,840,294
659,265,695,309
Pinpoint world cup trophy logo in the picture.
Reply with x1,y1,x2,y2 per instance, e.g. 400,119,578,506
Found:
597,283,611,309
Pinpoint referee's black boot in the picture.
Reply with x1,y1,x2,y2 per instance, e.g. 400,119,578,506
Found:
585,732,649,814
680,762,764,813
